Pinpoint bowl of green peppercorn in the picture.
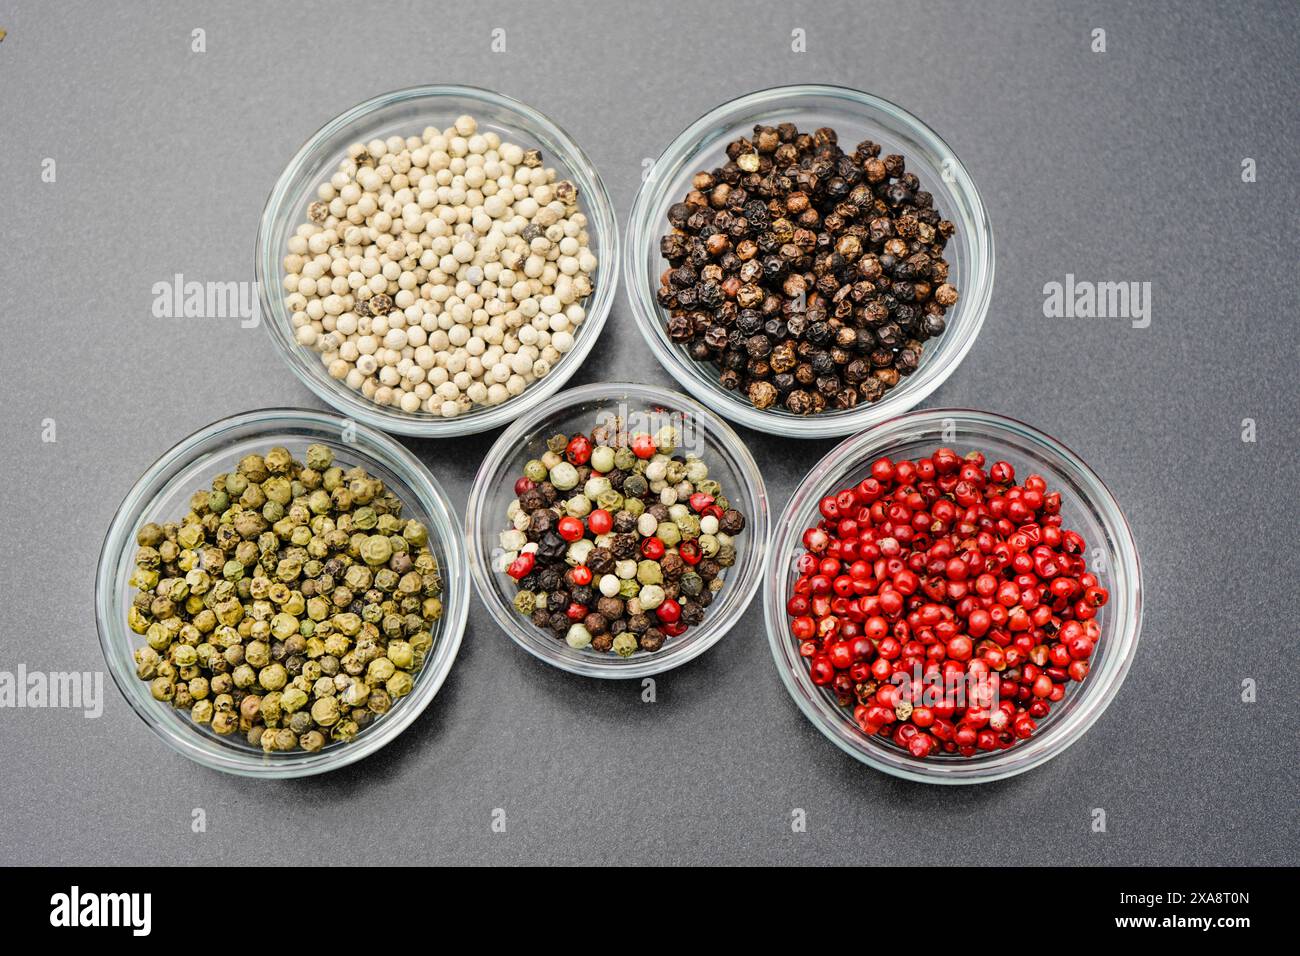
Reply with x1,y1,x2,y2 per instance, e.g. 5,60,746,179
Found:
95,408,469,777
625,85,994,439
466,382,770,678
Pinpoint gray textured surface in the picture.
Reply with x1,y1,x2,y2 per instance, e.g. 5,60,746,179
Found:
1,0,1297,866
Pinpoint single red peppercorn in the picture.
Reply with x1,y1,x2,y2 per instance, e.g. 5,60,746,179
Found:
565,435,592,465
656,599,682,624
640,537,666,560
809,655,835,686
514,477,535,496
688,492,715,512
506,552,534,579
587,509,613,535
569,565,593,586
631,433,657,458
678,540,702,565
556,515,585,542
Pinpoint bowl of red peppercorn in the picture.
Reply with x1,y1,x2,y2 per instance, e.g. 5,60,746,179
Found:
467,382,769,677
764,409,1141,783
625,85,993,438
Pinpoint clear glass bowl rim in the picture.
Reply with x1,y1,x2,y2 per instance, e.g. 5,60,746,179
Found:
94,407,470,778
762,407,1143,784
255,83,621,437
623,83,995,439
466,381,771,678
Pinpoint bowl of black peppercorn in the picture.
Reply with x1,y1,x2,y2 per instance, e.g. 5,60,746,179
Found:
625,85,994,439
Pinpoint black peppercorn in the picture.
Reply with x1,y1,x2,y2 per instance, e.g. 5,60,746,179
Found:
719,510,746,535
658,122,958,413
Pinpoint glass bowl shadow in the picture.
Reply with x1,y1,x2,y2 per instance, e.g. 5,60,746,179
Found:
466,382,770,678
625,84,994,439
95,408,469,777
763,408,1142,784
256,85,619,436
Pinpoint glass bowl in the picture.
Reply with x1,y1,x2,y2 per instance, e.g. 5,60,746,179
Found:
763,409,1142,783
256,85,619,437
624,84,994,439
466,382,770,678
95,408,469,778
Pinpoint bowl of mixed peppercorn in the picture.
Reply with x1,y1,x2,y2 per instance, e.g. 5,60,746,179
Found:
763,409,1142,783
467,382,770,677
625,85,994,438
96,409,468,777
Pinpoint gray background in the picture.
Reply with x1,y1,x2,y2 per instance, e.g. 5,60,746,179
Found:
1,0,1296,865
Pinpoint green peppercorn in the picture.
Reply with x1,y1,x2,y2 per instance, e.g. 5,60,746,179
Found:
564,624,592,649
311,697,340,727
137,523,164,548
386,641,413,669
361,534,393,565
367,657,396,684
305,443,333,471
549,462,580,490
128,448,444,752
211,711,238,735
133,646,160,679
513,590,536,615
636,560,663,585
127,606,149,634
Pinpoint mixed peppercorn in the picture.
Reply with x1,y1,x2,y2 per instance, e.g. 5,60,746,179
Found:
500,418,746,655
787,448,1108,758
127,445,444,753
657,123,958,414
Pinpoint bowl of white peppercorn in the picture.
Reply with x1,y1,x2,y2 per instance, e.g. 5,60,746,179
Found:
256,86,618,436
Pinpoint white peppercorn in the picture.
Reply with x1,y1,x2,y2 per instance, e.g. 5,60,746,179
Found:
285,115,598,418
